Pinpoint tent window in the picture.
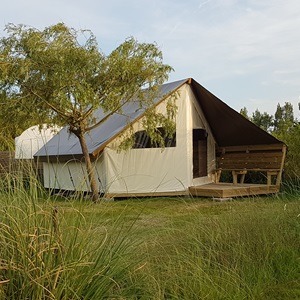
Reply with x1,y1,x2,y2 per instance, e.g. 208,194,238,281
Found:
133,127,176,149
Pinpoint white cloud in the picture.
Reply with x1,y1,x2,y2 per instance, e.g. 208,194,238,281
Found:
1,0,300,116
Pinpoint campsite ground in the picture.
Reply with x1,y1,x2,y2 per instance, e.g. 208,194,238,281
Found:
1,184,300,299
52,192,300,299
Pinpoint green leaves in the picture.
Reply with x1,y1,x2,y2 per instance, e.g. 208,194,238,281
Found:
241,102,300,179
97,37,173,114
1,23,103,128
0,22,174,137
251,109,273,132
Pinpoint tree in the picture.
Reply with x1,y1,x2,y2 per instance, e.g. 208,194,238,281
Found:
240,107,273,132
240,107,249,119
273,102,295,133
251,109,273,132
0,94,33,150
0,84,51,150
0,23,175,202
272,102,300,178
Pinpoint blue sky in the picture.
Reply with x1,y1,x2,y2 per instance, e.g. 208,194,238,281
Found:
2,0,300,118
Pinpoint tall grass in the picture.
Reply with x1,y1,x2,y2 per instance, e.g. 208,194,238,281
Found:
0,169,300,299
128,196,300,299
0,172,144,299
280,175,300,197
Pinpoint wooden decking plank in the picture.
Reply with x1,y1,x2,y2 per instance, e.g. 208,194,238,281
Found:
189,183,279,198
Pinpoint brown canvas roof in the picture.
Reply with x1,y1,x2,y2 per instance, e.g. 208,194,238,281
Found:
190,79,282,147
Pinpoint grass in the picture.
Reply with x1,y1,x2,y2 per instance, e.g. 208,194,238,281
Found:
0,174,300,299
91,196,300,299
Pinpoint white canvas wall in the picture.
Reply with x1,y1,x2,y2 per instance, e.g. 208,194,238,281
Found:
103,84,203,195
43,154,106,192
15,125,61,159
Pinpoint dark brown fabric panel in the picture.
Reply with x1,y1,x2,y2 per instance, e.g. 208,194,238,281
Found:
190,79,282,147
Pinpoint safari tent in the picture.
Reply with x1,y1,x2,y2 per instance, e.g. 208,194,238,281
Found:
15,125,61,159
13,124,61,178
34,78,286,198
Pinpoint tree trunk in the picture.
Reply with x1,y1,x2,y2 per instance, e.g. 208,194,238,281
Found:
77,132,99,203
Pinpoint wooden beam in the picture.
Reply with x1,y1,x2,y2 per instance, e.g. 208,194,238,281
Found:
232,170,247,184
217,143,285,153
276,144,287,187
105,190,190,198
267,171,279,185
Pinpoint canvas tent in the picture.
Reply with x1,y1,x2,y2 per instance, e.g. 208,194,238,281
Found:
15,125,61,159
35,78,286,197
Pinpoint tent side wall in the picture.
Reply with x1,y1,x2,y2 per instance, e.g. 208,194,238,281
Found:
102,84,192,196
42,153,106,193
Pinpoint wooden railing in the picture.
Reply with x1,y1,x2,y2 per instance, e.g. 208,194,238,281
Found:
215,144,286,186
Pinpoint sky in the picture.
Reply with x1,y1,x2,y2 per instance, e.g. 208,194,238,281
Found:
2,0,300,118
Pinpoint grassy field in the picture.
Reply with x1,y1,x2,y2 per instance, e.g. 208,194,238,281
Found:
0,178,300,299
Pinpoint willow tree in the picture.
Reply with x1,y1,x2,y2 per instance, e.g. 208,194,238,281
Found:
0,23,175,202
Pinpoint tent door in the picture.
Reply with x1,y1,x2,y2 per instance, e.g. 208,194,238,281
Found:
193,129,208,178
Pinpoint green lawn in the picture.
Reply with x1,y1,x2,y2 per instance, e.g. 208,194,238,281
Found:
1,187,300,299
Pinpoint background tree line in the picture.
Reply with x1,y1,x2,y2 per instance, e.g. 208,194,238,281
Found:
240,102,300,180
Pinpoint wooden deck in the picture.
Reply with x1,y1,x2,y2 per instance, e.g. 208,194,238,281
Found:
189,183,279,198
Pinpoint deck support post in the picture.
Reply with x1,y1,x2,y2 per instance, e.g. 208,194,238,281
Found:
232,170,247,184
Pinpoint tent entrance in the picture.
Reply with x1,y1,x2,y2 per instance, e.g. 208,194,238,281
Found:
193,129,207,178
